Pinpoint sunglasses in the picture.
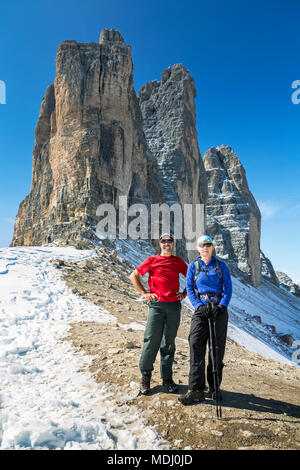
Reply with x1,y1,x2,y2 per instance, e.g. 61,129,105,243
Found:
199,243,213,248
160,239,174,244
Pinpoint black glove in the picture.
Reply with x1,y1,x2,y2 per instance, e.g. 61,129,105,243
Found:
195,304,213,318
212,304,226,318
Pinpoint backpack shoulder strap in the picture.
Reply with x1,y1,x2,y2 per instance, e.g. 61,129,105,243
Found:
193,260,202,297
213,258,224,283
194,260,201,282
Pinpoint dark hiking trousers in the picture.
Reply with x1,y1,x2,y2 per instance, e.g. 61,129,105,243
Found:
139,300,181,380
188,308,228,391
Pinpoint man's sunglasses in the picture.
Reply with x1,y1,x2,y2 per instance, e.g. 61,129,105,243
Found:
160,239,174,244
199,243,213,248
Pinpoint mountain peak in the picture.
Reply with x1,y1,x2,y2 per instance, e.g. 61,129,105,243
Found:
99,28,125,45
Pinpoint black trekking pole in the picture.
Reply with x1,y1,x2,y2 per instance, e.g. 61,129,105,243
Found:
208,314,222,418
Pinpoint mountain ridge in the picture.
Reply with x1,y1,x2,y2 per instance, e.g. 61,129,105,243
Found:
10,27,299,296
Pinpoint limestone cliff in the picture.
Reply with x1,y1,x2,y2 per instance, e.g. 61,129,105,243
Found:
260,251,279,286
203,145,261,286
11,29,163,248
138,64,208,260
11,28,292,294
275,271,300,297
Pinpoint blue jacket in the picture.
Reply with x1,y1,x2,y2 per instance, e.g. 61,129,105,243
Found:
186,256,232,309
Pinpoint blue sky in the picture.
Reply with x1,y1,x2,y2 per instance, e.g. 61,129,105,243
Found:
0,0,299,280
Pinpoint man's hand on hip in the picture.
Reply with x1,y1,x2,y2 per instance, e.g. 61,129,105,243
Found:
176,291,186,301
143,292,158,302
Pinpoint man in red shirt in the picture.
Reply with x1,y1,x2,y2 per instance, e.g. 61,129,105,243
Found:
129,234,187,395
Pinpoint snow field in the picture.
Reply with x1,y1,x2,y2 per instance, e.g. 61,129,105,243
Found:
0,246,168,450
0,241,298,450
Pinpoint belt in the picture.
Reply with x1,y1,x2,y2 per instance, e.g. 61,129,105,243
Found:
199,292,222,304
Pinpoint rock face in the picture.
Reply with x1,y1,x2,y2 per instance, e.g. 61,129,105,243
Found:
11,28,295,296
275,271,300,297
203,145,261,286
260,251,279,286
11,28,163,248
138,64,208,260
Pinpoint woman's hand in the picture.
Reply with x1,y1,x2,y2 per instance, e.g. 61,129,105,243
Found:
195,304,213,318
212,304,226,318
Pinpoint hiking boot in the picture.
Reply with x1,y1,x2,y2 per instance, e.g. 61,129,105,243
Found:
162,379,179,393
140,373,151,395
178,390,205,405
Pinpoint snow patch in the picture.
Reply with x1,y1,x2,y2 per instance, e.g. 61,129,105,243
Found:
0,246,168,450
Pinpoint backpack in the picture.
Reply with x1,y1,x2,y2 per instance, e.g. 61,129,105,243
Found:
193,258,224,287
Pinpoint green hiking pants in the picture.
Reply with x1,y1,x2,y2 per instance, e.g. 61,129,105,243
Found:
139,300,181,380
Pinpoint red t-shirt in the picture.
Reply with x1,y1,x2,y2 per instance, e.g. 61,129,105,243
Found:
136,254,187,302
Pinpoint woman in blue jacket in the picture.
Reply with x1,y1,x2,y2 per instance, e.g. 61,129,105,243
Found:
178,235,232,406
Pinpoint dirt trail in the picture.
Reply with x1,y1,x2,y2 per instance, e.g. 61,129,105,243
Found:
54,248,300,450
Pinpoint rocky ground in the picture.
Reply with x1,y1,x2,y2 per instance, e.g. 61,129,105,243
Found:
54,247,300,450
